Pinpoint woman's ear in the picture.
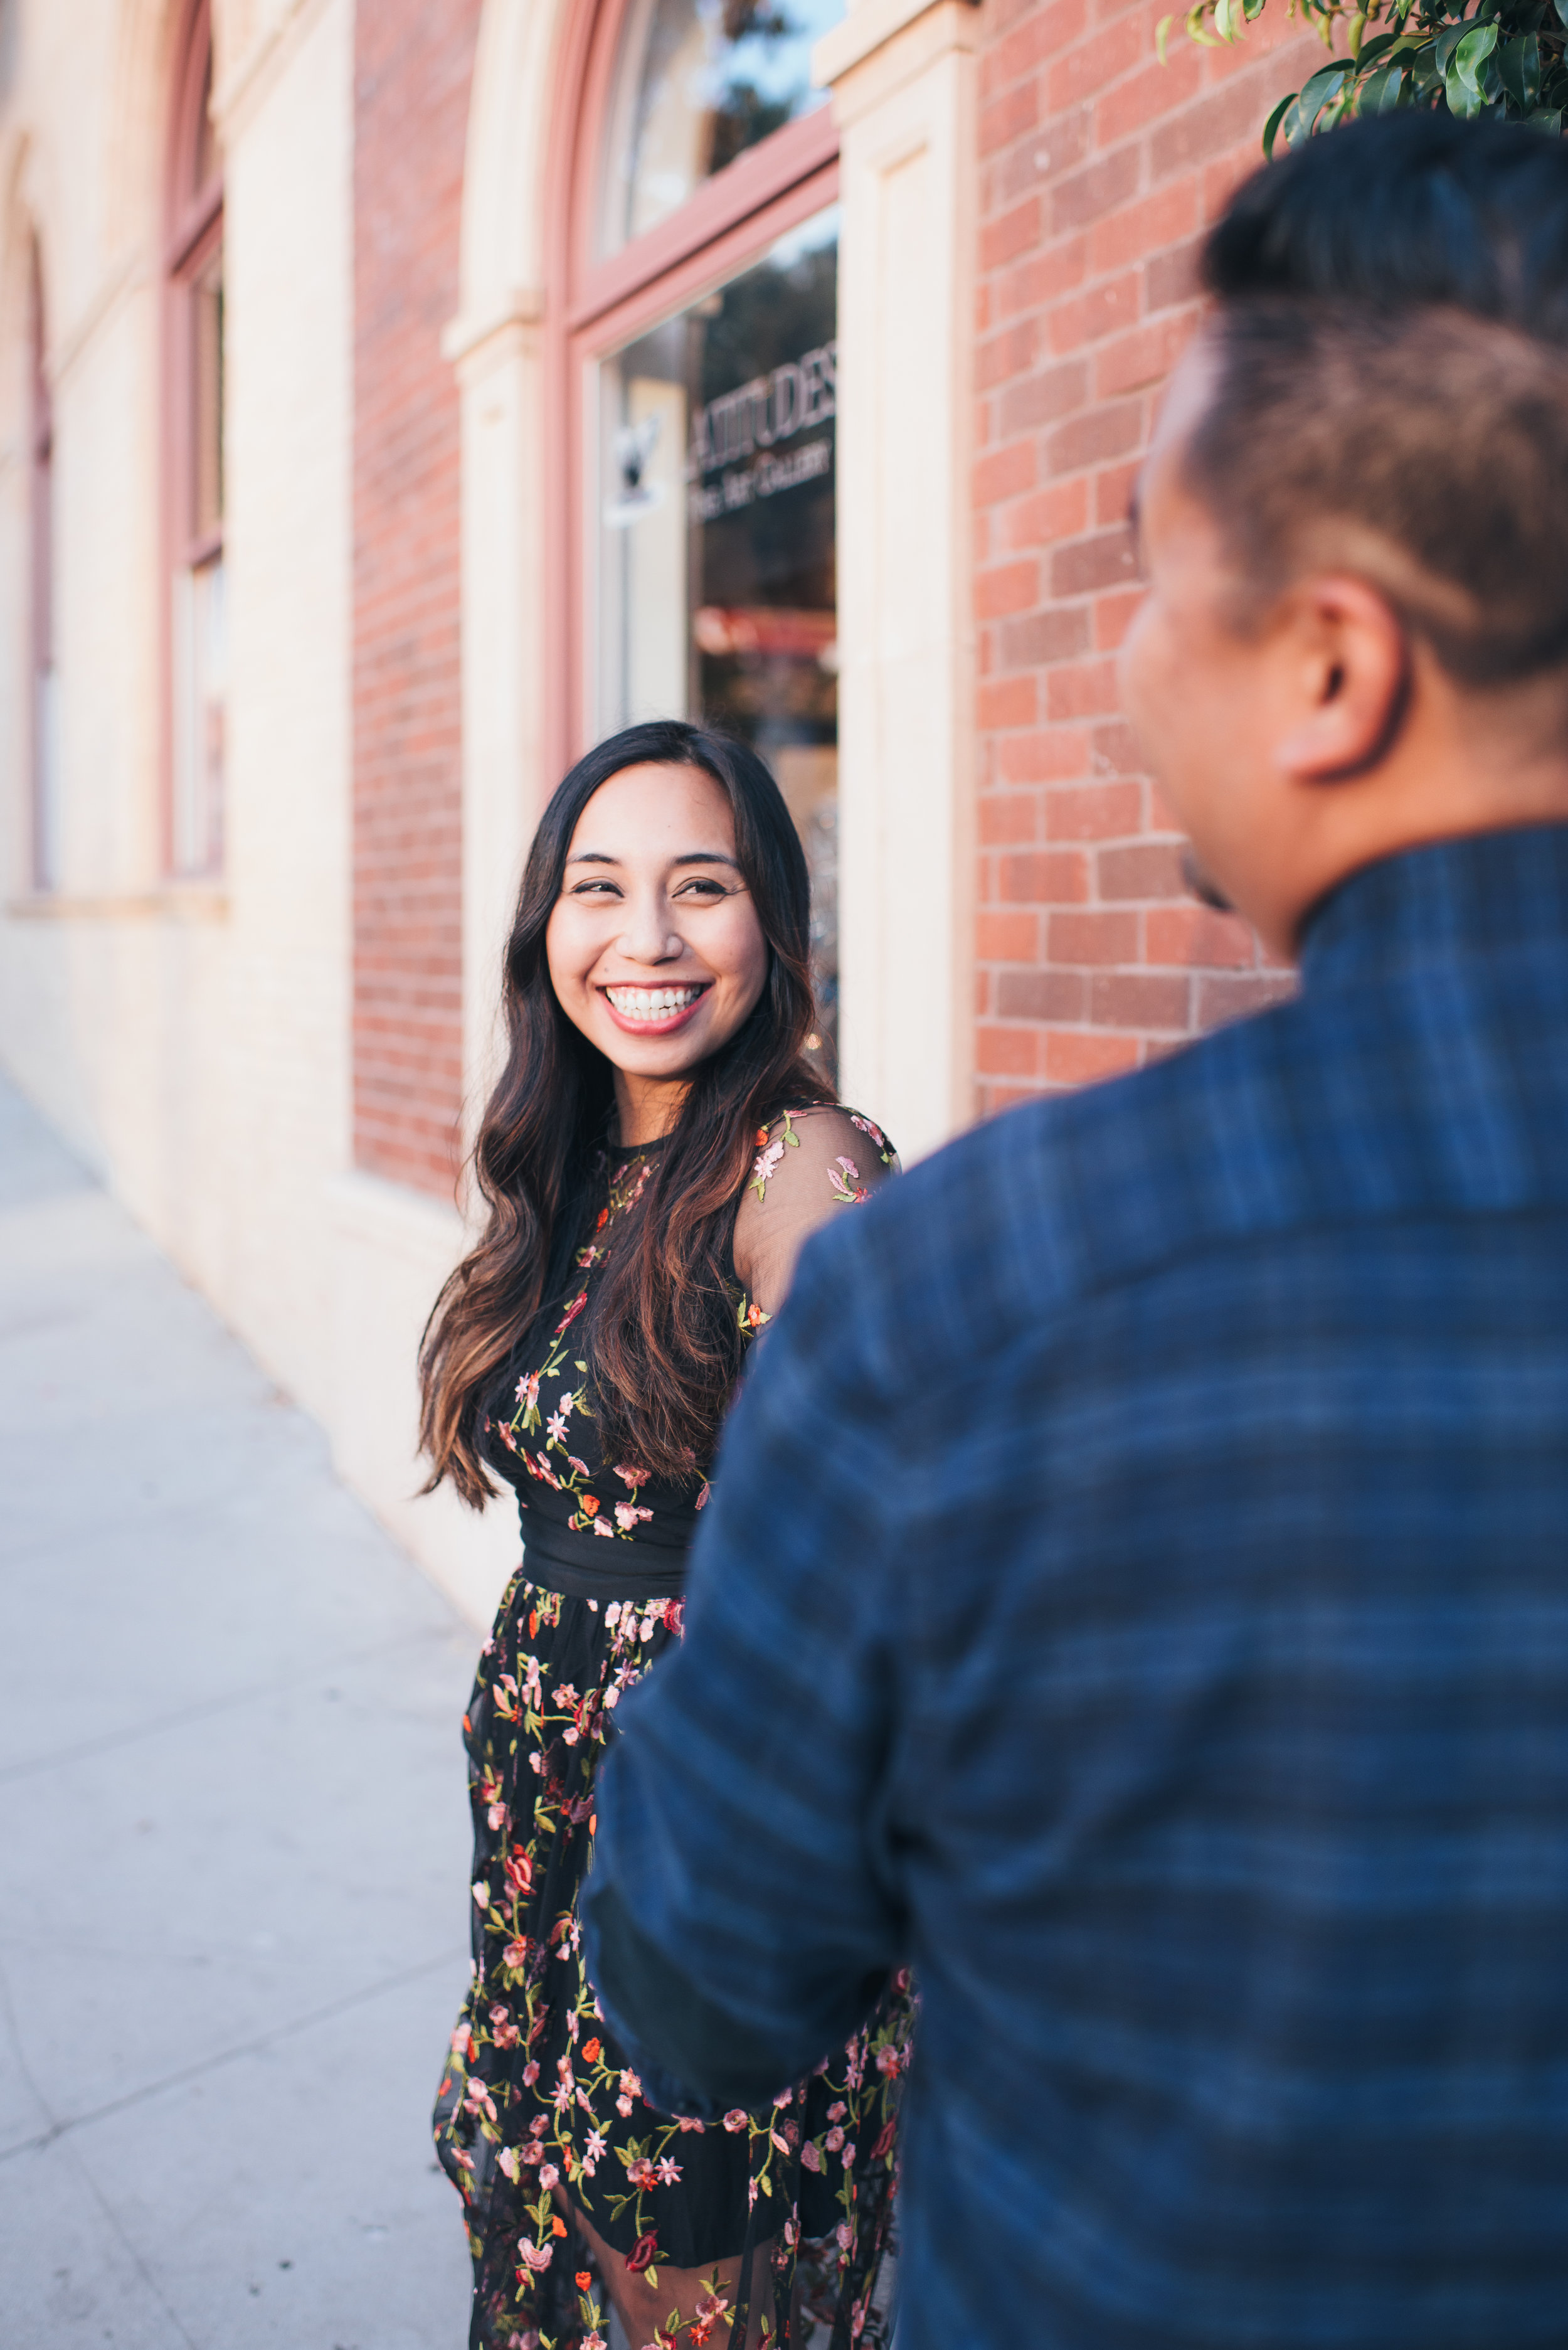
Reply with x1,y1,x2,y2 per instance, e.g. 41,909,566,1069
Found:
1273,573,1411,784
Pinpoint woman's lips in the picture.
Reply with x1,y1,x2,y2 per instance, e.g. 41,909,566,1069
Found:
598,982,712,1036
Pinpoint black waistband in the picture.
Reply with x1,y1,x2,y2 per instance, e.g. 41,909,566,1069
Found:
519,1511,690,1601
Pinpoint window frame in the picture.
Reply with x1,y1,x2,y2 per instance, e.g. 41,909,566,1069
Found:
28,233,55,893
162,0,225,878
544,0,842,774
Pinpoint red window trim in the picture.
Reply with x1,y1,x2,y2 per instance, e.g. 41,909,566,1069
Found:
573,158,840,367
568,105,839,334
167,207,223,575
167,181,223,280
29,235,53,893
543,0,842,782
160,0,224,878
166,0,221,266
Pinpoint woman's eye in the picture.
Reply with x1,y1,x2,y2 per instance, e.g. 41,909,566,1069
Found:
570,880,622,898
674,877,728,900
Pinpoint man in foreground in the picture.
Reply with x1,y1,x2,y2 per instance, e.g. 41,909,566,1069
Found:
586,114,1568,2347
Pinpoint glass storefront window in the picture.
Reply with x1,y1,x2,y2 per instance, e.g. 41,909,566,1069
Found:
171,555,226,876
600,0,845,257
595,207,839,1050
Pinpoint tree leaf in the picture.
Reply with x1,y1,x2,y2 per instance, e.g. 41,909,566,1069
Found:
1446,61,1485,116
1454,21,1498,88
1156,11,1174,61
1358,60,1407,111
1295,58,1351,130
1431,20,1471,75
1262,89,1297,155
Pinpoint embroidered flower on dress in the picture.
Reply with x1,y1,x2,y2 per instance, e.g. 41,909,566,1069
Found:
748,1108,799,1199
553,1292,588,1337
849,1110,894,1164
828,1156,871,1205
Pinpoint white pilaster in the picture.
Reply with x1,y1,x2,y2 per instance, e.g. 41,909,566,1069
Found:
818,0,978,1160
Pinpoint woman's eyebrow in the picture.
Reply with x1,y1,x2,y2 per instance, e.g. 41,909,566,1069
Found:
564,849,741,876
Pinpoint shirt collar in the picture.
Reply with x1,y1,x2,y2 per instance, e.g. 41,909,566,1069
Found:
1296,822,1568,994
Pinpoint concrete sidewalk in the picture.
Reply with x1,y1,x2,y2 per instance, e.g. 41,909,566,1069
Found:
0,1073,479,2347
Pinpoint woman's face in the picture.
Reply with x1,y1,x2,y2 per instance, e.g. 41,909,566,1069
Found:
545,762,770,1111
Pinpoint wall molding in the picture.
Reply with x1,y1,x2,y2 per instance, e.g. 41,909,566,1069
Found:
824,0,978,1158
212,0,337,145
813,0,978,89
441,285,545,373
5,883,228,920
451,0,571,1144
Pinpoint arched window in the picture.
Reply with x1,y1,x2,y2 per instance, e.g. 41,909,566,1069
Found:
560,0,845,1051
28,233,56,893
164,0,225,877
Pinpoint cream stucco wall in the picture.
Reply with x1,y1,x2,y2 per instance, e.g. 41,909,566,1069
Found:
0,0,516,1629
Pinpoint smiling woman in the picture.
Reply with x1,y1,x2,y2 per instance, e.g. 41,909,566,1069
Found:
418,720,912,2350
546,762,771,1128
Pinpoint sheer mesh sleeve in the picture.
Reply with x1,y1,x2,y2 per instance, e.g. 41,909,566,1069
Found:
732,1106,899,1322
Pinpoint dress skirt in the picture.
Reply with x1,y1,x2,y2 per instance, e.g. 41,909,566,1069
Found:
433,1560,913,2350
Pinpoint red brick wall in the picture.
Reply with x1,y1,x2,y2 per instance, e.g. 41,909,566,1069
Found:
972,0,1320,1114
352,0,482,1193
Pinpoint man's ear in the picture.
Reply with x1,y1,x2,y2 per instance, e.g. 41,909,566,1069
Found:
1273,573,1411,784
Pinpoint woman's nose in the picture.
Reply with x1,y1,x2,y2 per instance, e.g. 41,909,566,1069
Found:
617,891,682,965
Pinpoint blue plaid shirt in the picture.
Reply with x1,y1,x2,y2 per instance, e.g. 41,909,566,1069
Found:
586,826,1568,2349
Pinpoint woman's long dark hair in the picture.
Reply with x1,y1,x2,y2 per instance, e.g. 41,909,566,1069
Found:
419,720,834,1506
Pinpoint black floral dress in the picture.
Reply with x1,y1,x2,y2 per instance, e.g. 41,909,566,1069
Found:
434,1119,914,2350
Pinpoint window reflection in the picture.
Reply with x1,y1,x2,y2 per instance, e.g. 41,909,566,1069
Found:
601,0,845,255
596,210,840,1054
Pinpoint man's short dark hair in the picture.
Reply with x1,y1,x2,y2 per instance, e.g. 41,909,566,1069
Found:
1190,116,1568,688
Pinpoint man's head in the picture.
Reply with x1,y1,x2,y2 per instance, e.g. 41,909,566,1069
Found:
1121,115,1568,956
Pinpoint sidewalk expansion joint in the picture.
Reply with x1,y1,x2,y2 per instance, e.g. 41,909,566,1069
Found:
0,1943,469,2169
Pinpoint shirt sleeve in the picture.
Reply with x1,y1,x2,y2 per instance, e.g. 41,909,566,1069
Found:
732,1105,899,1321
581,1207,909,2110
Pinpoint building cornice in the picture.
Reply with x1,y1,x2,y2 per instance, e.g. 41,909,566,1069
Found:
440,287,546,376
813,0,980,90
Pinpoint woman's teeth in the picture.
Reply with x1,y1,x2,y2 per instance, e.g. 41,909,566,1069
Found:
604,984,706,1019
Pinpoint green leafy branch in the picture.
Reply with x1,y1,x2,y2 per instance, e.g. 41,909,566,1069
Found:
1156,0,1568,150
